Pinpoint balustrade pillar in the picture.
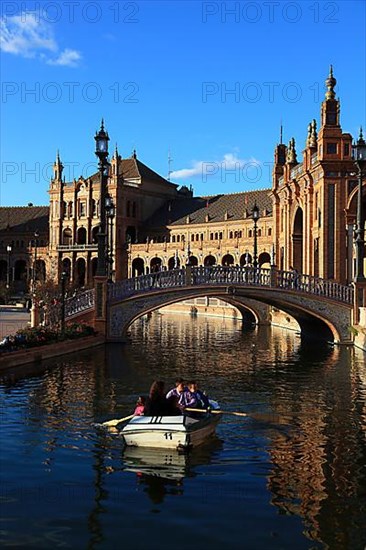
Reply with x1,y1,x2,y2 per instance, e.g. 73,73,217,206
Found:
353,281,366,324
94,275,108,335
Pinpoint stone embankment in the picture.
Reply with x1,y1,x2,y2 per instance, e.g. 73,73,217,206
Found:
0,334,105,370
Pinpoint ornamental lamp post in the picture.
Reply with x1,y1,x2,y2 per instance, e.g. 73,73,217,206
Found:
60,271,67,333
352,128,366,282
105,194,116,281
252,203,260,269
6,244,12,289
32,230,39,293
94,119,110,277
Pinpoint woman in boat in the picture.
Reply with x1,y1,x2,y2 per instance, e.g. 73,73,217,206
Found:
144,381,171,416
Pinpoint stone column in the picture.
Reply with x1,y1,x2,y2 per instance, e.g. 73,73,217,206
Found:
30,300,39,328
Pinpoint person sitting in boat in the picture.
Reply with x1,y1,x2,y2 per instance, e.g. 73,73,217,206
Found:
166,394,183,415
144,381,172,416
185,381,210,410
166,378,189,408
134,396,146,416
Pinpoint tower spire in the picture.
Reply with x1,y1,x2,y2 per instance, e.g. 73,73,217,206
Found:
325,65,337,100
53,149,63,182
168,148,173,181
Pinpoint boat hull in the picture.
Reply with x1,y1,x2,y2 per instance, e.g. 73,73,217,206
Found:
121,413,221,450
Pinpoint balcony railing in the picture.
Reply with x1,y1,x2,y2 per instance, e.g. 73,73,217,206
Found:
57,244,98,251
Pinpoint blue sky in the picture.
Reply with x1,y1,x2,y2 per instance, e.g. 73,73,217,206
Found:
1,0,365,206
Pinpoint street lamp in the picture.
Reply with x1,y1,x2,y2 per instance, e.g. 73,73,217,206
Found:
6,244,12,289
33,230,39,292
105,193,115,280
60,271,67,333
94,119,110,277
352,128,366,282
252,203,260,269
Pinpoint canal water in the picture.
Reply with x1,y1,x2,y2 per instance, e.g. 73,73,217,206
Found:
1,313,366,549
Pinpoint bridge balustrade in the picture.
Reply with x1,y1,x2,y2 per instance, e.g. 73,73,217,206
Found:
65,288,95,318
108,266,354,305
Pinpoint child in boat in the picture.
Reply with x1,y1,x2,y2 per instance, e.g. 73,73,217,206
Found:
185,381,210,410
134,396,146,416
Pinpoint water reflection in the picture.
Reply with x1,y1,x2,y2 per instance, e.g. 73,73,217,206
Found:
1,314,365,549
122,439,222,504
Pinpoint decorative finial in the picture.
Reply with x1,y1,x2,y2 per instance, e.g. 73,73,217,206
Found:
280,122,283,144
132,148,137,159
325,66,336,100
101,118,105,131
307,119,318,148
286,137,297,164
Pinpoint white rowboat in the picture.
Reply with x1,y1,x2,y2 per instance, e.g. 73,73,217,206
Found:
121,412,221,450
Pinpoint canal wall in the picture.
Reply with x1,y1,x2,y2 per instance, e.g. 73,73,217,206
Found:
0,334,105,370
354,307,366,352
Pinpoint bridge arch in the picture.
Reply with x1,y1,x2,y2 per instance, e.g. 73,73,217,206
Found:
108,288,271,340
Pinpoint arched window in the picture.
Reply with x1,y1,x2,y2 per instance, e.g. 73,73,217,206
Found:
63,228,72,245
77,227,87,244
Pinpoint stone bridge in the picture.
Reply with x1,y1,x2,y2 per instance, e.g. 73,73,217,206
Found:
103,266,354,345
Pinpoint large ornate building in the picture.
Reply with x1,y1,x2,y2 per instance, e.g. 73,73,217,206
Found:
0,69,364,294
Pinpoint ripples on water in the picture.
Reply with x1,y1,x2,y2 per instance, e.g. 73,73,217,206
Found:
1,313,366,549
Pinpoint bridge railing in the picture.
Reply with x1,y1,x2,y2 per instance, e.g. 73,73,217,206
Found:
65,288,95,318
108,267,354,305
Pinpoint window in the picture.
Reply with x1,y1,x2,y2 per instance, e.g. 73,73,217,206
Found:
79,201,86,217
327,143,337,154
343,143,350,156
268,228,272,236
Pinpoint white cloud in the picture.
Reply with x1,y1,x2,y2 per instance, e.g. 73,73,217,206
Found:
0,12,81,67
47,48,82,67
170,153,261,180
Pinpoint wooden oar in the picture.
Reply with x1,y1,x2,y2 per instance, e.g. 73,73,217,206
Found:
185,407,248,417
98,414,135,428
185,408,286,424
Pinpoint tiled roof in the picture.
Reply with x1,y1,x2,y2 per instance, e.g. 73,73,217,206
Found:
0,206,49,233
120,158,177,187
64,157,177,188
145,189,272,228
